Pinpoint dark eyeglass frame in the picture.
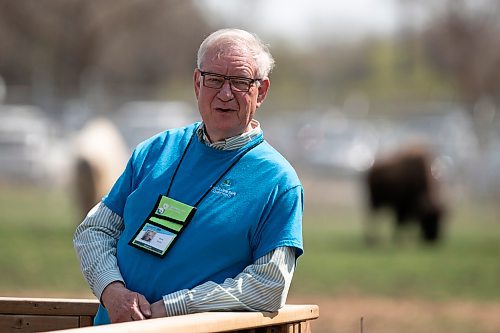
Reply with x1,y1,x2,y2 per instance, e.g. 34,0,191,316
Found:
198,70,261,92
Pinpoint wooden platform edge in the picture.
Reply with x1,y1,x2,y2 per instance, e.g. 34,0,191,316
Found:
0,297,99,316
47,304,320,333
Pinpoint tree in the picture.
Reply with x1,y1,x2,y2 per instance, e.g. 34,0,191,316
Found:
421,0,500,111
0,0,212,108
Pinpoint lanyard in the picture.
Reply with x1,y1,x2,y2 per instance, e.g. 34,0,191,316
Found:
165,128,263,207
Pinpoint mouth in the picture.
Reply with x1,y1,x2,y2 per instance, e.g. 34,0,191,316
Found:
215,107,236,113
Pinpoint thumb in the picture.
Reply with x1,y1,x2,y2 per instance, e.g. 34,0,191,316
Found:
137,294,152,318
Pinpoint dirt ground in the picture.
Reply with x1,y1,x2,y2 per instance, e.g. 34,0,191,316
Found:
289,295,500,333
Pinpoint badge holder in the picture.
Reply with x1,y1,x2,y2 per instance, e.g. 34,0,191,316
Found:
129,195,196,257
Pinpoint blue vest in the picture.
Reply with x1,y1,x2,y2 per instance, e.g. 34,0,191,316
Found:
95,123,303,324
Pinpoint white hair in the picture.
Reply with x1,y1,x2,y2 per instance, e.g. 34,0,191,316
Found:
196,28,275,78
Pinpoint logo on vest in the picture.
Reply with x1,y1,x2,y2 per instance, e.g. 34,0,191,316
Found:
211,179,236,198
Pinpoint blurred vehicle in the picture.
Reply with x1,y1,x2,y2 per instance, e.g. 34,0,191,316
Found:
473,132,500,197
276,106,479,183
0,105,51,183
397,109,478,181
308,124,376,175
112,101,199,149
294,110,378,176
441,111,478,168
485,135,500,196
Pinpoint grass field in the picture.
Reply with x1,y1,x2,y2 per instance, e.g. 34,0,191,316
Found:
0,181,499,332
0,184,91,296
292,201,500,302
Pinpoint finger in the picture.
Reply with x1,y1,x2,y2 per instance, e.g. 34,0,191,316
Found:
129,305,137,322
131,293,147,320
130,306,145,321
137,294,152,318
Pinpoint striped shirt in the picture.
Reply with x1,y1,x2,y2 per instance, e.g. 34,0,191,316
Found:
196,119,261,150
73,120,297,316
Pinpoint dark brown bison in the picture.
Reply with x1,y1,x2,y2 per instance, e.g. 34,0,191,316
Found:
364,144,446,244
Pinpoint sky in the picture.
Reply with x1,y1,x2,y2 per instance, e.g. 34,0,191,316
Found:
196,0,400,46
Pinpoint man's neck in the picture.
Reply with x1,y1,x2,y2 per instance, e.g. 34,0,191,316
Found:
205,121,257,143
198,120,261,150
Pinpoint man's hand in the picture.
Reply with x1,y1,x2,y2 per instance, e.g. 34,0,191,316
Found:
151,299,168,318
101,281,151,323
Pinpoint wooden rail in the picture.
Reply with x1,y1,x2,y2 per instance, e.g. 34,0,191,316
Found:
0,297,99,332
0,297,319,333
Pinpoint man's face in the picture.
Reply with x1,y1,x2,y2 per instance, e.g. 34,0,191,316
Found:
194,47,269,142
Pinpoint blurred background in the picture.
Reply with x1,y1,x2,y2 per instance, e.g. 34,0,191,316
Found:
0,1,499,332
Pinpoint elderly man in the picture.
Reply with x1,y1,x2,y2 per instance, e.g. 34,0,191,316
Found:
74,28,303,325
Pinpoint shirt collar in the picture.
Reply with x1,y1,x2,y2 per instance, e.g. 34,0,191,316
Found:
197,119,261,151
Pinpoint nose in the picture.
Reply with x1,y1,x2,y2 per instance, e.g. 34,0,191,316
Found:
217,79,234,101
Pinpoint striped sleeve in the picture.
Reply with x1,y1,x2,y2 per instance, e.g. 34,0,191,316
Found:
73,202,125,300
162,246,296,316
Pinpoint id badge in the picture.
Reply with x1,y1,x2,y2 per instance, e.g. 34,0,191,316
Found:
129,195,196,257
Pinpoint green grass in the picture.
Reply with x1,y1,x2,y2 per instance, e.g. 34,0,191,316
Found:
0,184,499,302
291,203,500,301
0,185,90,296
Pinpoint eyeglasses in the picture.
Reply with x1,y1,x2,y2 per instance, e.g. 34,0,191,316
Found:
198,70,261,92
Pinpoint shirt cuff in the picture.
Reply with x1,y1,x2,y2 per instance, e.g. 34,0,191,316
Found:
93,270,125,300
163,289,189,316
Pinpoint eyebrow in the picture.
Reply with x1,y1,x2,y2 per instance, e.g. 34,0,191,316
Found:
198,70,260,81
201,71,253,80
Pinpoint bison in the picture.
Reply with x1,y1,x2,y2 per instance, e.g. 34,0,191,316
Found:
73,117,130,220
364,144,446,244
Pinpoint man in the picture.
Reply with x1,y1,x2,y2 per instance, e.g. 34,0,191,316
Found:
74,28,303,325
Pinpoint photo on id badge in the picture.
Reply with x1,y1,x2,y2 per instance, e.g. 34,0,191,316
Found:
133,223,175,253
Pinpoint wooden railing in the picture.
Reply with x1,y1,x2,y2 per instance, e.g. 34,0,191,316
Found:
0,297,319,333
0,297,99,332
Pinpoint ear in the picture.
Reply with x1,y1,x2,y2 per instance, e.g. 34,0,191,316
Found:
194,69,201,99
256,78,270,108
